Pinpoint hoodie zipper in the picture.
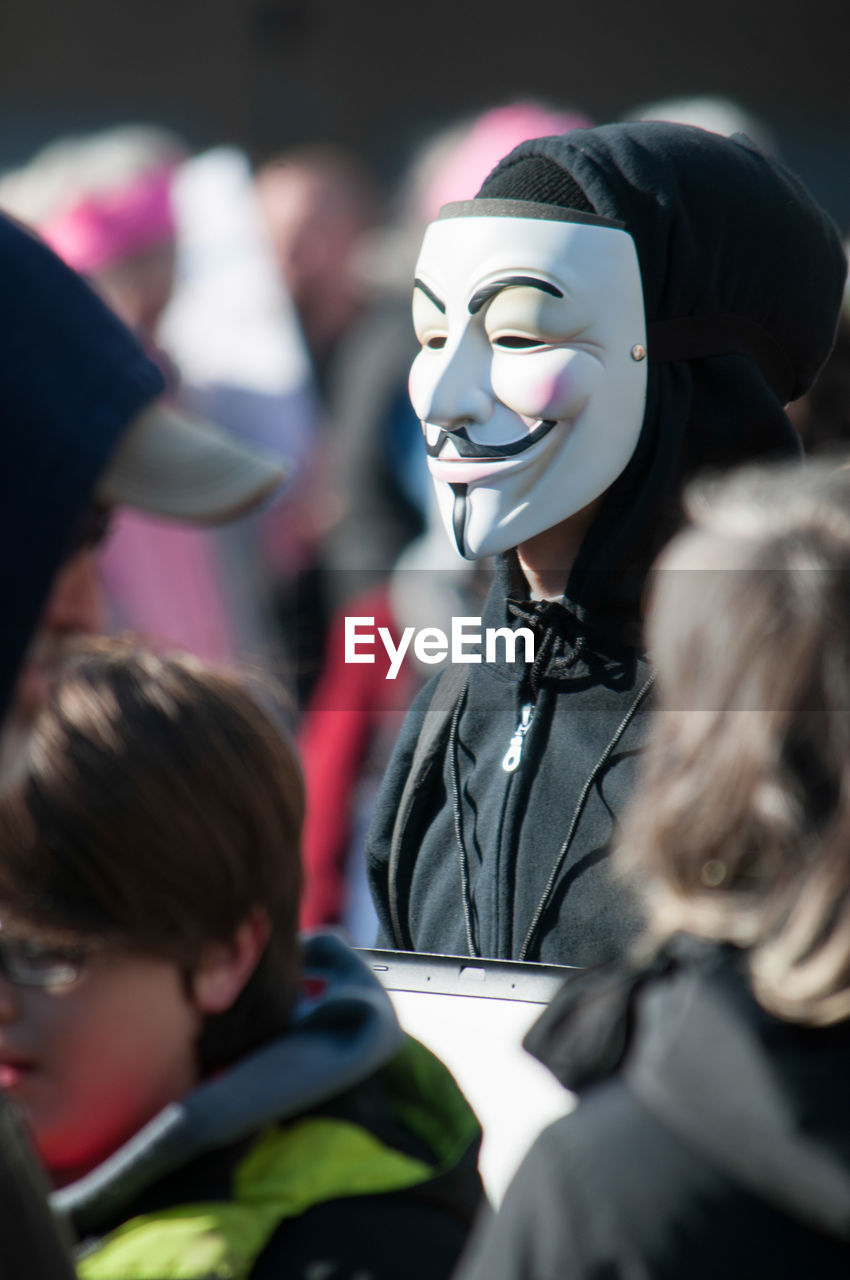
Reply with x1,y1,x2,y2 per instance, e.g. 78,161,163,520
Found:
502,702,535,772
517,673,655,959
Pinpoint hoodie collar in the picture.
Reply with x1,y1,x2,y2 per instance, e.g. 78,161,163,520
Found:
527,937,850,1241
54,934,405,1233
481,553,642,692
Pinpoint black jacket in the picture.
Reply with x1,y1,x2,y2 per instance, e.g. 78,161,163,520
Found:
368,554,652,963
457,940,850,1280
366,124,845,964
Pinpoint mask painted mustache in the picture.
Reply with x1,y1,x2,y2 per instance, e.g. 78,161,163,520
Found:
425,419,558,460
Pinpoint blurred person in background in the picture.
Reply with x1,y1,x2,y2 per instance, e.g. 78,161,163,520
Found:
255,143,378,399
0,200,285,784
253,144,379,707
626,92,777,154
458,460,850,1280
0,126,307,675
0,643,482,1279
366,122,846,965
32,126,185,336
0,205,278,1277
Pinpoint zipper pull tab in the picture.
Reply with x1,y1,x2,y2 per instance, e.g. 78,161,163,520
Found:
502,703,534,772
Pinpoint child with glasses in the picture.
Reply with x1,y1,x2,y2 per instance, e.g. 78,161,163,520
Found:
0,642,481,1280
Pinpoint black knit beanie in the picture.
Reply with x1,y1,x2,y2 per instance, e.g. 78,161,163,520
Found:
479,155,596,215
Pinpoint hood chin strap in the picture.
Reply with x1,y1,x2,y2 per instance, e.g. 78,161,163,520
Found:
647,314,795,403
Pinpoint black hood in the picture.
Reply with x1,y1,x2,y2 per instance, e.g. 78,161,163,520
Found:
478,123,847,619
0,213,164,719
527,940,850,1241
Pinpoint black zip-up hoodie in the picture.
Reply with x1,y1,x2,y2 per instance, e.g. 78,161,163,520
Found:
366,123,846,964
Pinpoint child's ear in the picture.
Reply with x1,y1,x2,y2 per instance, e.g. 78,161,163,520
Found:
191,908,270,1015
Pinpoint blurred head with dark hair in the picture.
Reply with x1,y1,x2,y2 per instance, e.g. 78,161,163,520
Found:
0,642,302,1183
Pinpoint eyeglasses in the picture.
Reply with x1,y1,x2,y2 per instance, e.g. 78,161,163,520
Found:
0,933,89,990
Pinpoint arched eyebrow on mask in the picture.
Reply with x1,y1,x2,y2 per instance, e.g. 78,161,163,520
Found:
468,275,564,315
413,278,446,314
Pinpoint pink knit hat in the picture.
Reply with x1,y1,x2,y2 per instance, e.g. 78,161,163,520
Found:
40,164,177,274
424,101,592,223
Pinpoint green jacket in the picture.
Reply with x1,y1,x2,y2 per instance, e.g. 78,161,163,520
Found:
58,939,482,1280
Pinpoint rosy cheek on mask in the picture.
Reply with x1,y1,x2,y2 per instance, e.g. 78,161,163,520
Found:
494,355,594,422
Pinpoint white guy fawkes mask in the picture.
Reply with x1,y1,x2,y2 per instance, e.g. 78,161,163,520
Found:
409,200,648,559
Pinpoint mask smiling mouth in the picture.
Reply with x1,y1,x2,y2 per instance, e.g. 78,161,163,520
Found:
427,418,568,486
425,419,558,461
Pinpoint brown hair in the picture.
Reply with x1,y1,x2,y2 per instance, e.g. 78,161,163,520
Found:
0,641,304,1069
619,460,850,1025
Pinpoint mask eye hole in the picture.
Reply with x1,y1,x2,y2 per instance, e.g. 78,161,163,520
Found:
425,335,447,350
493,335,544,350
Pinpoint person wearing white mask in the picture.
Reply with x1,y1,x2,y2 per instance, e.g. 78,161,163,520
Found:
366,121,846,966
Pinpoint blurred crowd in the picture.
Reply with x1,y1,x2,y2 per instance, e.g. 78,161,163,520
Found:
7,93,849,948
2,86,850,1280
0,98,590,941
